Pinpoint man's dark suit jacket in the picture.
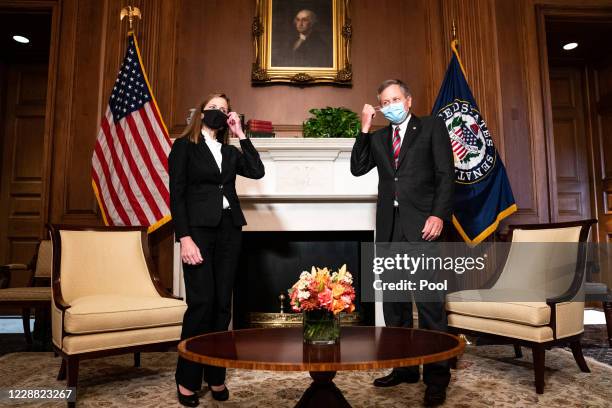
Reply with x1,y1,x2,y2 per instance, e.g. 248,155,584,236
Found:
350,115,454,242
291,31,332,67
168,137,265,240
271,30,332,67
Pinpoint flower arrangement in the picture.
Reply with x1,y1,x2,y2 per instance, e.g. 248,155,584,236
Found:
289,264,356,315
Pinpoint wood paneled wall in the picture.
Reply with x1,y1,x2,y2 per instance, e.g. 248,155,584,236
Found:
6,0,610,287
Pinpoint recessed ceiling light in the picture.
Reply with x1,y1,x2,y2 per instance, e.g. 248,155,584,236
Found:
563,42,578,50
12,35,30,44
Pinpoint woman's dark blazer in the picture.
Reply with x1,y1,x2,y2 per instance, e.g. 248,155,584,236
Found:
168,136,265,240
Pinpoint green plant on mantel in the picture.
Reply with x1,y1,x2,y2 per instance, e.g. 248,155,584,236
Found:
302,107,360,138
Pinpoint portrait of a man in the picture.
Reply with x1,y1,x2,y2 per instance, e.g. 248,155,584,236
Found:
271,1,334,68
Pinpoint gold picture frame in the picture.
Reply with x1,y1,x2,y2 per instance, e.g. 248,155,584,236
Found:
252,0,352,85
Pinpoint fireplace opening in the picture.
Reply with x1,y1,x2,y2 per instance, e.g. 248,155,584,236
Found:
233,230,375,329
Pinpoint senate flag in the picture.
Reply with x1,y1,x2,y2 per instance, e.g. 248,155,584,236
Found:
92,33,172,233
432,41,517,245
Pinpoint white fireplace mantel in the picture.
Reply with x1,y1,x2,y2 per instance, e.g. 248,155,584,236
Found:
231,137,378,232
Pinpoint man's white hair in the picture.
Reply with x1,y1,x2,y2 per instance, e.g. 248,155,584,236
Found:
295,9,318,24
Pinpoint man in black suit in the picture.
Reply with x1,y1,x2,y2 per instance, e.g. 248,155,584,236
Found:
351,79,455,407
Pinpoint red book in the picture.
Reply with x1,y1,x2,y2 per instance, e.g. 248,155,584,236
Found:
247,119,273,126
249,125,274,132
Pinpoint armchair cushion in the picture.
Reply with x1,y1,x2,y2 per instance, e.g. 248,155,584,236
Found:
58,230,161,303
64,294,186,335
446,290,550,326
447,313,554,342
62,325,182,354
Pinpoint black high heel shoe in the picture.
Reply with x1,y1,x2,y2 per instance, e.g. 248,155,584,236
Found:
177,384,199,407
210,384,229,401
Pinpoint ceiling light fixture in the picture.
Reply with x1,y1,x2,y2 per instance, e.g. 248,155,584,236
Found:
562,42,578,51
12,35,30,44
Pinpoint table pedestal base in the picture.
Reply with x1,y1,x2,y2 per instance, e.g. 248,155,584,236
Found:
295,371,351,408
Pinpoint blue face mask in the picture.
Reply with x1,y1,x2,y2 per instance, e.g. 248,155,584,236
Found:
381,102,409,124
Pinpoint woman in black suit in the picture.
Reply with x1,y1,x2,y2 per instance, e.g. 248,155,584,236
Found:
170,93,264,406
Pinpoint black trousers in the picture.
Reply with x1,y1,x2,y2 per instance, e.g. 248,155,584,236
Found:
382,207,451,388
175,209,242,390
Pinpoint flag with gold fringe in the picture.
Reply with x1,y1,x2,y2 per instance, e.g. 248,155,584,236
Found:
432,40,517,244
91,32,172,233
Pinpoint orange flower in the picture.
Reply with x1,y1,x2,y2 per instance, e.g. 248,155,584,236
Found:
331,283,345,298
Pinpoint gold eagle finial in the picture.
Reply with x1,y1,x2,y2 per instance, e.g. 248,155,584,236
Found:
120,6,142,30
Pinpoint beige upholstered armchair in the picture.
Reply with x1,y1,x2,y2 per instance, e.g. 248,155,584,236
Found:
50,225,187,407
446,219,596,394
0,239,52,347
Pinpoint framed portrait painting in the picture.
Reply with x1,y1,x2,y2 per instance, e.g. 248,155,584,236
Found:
252,0,352,85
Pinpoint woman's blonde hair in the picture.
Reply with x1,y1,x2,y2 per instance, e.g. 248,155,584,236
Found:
180,93,231,144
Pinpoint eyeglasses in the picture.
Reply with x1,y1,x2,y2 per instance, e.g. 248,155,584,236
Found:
380,96,406,107
203,104,228,114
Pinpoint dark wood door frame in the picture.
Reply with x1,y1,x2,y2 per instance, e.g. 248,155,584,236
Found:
0,0,61,245
535,5,612,230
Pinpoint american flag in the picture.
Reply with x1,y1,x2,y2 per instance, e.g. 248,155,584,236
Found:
450,121,479,161
92,33,171,233
451,126,468,160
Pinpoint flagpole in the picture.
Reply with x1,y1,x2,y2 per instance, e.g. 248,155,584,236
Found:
450,20,468,78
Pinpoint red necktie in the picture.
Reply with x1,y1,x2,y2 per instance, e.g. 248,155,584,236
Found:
392,126,401,169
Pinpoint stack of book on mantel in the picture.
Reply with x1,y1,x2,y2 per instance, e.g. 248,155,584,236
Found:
247,119,275,138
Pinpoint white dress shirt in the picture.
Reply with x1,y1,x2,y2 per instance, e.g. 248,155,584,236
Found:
293,33,308,50
393,114,411,146
393,114,411,207
202,129,230,209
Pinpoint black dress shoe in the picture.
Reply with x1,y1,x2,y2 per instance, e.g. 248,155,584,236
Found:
424,385,446,407
210,385,229,401
177,385,199,407
373,371,420,387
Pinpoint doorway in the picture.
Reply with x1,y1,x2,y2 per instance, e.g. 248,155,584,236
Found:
539,9,612,245
0,6,56,269
538,8,612,290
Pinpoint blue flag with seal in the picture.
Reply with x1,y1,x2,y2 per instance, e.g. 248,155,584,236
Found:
432,40,517,244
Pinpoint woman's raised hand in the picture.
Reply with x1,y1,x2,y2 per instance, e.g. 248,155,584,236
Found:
227,112,246,139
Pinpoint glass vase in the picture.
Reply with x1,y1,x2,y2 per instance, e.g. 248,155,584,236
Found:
303,309,340,345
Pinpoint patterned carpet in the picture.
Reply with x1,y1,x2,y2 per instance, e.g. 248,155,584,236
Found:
1,344,611,407
580,324,612,366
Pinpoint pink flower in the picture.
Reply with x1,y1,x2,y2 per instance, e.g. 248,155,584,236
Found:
308,279,320,293
318,288,333,308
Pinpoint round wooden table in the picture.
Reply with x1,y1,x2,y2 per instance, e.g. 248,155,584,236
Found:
178,326,465,407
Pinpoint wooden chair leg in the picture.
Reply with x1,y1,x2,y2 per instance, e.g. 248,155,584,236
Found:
57,359,67,381
66,357,79,408
569,340,590,373
513,344,523,358
603,301,612,348
22,308,32,346
532,345,545,394
134,352,141,368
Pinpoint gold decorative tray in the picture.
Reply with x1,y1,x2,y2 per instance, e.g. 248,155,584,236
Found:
249,312,362,328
